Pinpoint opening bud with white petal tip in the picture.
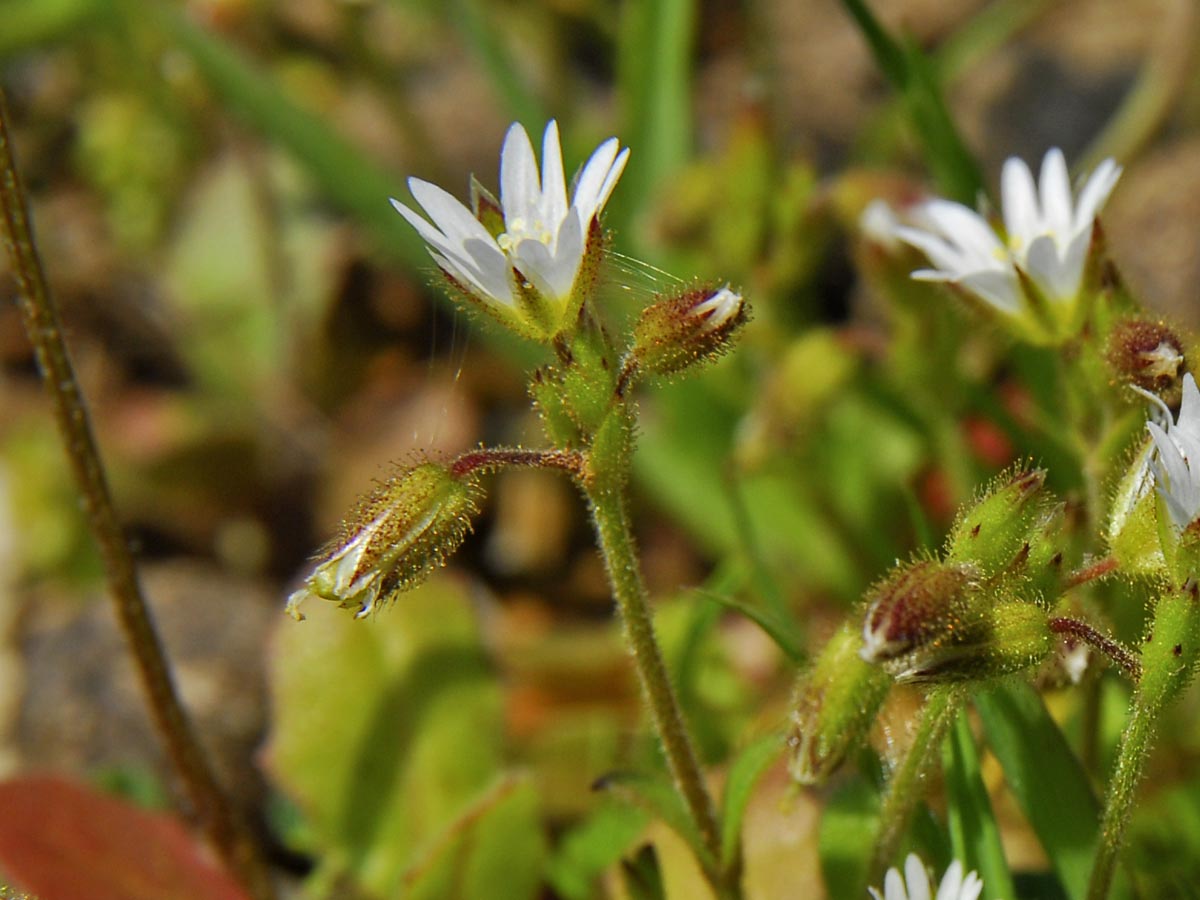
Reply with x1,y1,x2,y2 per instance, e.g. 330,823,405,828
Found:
1106,318,1187,402
860,559,1053,683
286,462,482,620
627,284,747,380
787,620,892,786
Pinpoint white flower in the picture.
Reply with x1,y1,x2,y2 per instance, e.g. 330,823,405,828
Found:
893,149,1121,329
391,120,629,326
1143,373,1200,531
869,854,985,900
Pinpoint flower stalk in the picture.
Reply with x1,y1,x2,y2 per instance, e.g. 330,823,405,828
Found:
583,434,730,895
0,89,275,899
868,685,965,883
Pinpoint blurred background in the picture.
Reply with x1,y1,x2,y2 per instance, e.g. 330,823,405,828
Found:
0,0,1199,896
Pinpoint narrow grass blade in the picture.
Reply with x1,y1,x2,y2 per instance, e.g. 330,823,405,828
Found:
975,682,1099,900
942,712,1016,899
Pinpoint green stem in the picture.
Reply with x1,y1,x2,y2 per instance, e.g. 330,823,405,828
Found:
1087,585,1199,899
0,89,275,900
584,471,731,896
869,685,964,881
1086,688,1158,900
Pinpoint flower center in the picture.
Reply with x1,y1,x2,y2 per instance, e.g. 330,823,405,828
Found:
497,215,554,253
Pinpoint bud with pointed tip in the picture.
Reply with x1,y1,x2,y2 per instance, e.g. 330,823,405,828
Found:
628,284,747,379
286,462,482,620
787,621,892,786
945,468,1047,575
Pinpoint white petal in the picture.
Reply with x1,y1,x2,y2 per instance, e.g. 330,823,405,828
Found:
1024,233,1073,302
904,854,932,900
538,120,569,231
461,237,518,303
959,873,983,900
935,861,963,900
1174,373,1200,445
501,122,540,228
884,867,908,900
1038,148,1073,239
919,200,1005,266
1073,158,1122,234
1001,155,1041,244
408,178,498,250
572,137,621,220
958,269,1022,313
593,146,631,215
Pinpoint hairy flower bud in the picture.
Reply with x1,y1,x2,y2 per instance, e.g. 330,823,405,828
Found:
286,462,482,620
945,468,1047,575
1106,318,1186,401
787,622,892,786
860,560,1052,683
629,284,747,378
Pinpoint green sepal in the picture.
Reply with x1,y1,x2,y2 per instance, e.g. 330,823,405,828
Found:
1108,440,1167,576
945,467,1047,576
787,621,892,785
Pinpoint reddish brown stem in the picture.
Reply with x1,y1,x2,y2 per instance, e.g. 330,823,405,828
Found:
450,446,584,479
1050,616,1142,682
1065,556,1119,590
0,89,275,899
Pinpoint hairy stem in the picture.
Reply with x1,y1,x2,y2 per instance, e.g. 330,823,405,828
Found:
869,685,964,882
1049,616,1141,682
0,89,275,900
1088,585,1199,899
585,471,732,896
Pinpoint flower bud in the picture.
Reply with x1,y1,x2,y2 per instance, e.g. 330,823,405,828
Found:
945,468,1047,575
1107,441,1166,575
860,560,1052,683
629,284,747,378
286,462,482,620
1106,318,1186,401
860,560,977,670
787,621,892,786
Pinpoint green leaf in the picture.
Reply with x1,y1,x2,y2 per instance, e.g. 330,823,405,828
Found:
593,770,716,877
819,776,880,897
450,0,544,129
141,2,426,270
621,844,667,900
975,682,1099,900
720,734,784,869
697,589,804,665
942,713,1016,900
614,0,696,234
403,776,545,900
839,0,983,203
545,801,649,900
266,575,508,896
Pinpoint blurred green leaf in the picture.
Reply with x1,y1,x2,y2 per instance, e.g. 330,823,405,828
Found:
819,776,880,897
142,2,426,270
839,0,983,203
975,682,1098,900
614,0,696,234
942,713,1016,899
720,733,783,870
546,801,649,900
451,0,544,129
267,575,509,896
0,0,102,56
621,844,667,900
403,776,545,900
593,770,716,878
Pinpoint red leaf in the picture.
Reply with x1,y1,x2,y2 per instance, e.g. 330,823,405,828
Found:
0,775,252,900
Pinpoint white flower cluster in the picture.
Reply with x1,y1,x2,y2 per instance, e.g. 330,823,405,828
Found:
869,854,985,900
